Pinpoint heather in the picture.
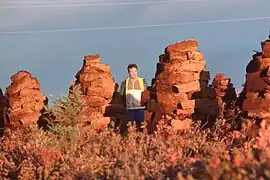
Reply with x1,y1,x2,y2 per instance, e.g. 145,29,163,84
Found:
0,93,269,179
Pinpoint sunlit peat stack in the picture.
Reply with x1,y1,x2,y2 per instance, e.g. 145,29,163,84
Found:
239,36,270,120
210,73,237,119
5,71,46,126
148,40,218,130
70,54,127,130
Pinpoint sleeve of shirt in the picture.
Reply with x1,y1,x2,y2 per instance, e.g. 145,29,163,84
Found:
119,80,125,96
143,78,148,90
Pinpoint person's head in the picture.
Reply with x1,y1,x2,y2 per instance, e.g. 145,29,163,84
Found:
127,64,138,79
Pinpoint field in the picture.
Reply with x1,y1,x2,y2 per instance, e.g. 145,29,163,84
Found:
0,91,269,179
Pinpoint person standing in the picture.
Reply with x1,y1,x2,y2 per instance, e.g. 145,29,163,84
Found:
119,64,148,131
0,89,7,137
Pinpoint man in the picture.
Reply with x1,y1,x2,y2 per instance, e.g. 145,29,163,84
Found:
0,89,6,137
119,64,148,131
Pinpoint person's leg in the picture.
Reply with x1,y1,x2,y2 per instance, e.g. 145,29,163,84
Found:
135,109,145,131
0,119,4,137
127,109,136,126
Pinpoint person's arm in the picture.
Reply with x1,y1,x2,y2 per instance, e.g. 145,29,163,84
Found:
119,80,125,96
143,78,148,90
119,80,126,106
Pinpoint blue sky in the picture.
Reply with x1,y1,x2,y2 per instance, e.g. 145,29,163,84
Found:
1,0,270,98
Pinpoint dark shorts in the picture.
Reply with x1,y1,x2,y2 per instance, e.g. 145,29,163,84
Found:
127,109,144,130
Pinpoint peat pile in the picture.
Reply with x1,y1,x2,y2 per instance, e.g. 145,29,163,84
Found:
144,40,219,130
211,73,237,119
70,54,127,130
239,37,270,120
5,71,46,126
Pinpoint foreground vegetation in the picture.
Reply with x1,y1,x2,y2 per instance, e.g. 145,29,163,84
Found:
0,92,269,179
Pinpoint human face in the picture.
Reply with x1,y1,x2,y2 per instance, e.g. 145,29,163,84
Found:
128,67,138,79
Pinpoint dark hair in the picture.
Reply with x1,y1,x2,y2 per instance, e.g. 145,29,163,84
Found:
127,64,138,70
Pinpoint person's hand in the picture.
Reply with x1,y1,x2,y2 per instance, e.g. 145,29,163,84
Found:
141,90,150,105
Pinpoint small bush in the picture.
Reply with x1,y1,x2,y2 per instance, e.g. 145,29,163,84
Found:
0,93,269,179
